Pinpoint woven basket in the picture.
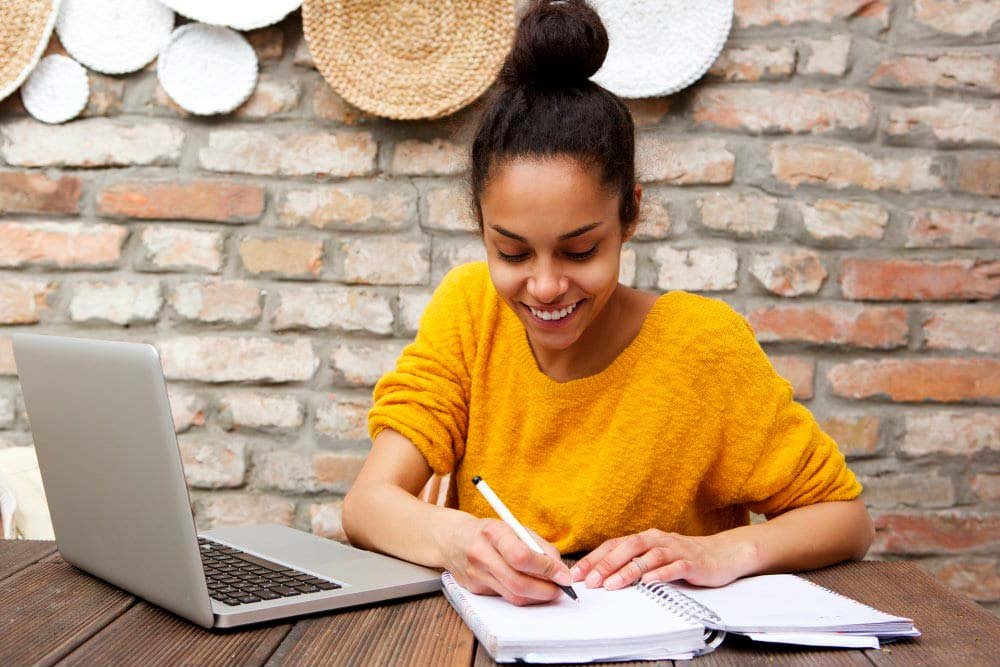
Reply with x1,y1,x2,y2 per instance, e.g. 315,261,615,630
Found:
303,0,515,120
0,0,60,103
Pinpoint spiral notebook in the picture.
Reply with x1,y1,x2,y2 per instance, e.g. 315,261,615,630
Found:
441,572,919,663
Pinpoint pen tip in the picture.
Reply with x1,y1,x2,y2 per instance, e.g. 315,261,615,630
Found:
471,476,481,485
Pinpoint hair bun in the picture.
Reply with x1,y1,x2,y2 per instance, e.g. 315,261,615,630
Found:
499,0,609,88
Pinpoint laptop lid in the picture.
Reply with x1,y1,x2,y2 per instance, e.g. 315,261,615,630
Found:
12,333,214,628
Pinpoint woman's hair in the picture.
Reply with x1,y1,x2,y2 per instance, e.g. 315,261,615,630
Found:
467,0,638,236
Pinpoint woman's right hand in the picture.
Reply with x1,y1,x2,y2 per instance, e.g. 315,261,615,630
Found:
441,515,573,606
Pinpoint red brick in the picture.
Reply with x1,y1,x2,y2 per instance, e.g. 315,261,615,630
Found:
83,73,124,116
922,308,1000,354
313,451,367,493
693,88,871,134
819,415,881,457
926,557,1000,602
859,473,954,508
770,142,943,192
0,278,56,324
906,208,1000,248
735,0,874,27
390,139,468,176
770,355,814,400
797,199,887,241
912,0,1000,36
903,412,1000,456
956,153,1000,198
312,84,374,125
310,502,346,541
749,249,827,296
972,474,1000,502
707,45,795,82
839,258,1000,301
194,494,295,530
796,36,851,77
98,180,264,223
828,359,1000,403
872,511,1000,554
0,171,81,214
623,98,672,127
239,236,324,279
0,338,15,375
637,137,734,185
885,101,999,147
0,222,127,269
198,129,376,177
246,26,283,62
746,304,908,349
139,227,224,273
234,78,301,119
870,53,1000,95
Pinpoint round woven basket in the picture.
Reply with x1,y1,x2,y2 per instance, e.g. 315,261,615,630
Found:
0,0,60,104
303,0,515,120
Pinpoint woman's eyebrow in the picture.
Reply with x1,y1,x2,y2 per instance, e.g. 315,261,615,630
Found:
489,221,603,242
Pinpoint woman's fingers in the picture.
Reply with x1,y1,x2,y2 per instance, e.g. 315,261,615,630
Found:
570,536,624,583
641,559,691,585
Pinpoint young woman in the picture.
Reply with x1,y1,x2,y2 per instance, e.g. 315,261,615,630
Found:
343,0,873,606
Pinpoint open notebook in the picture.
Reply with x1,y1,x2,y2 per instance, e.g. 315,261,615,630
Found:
441,572,919,663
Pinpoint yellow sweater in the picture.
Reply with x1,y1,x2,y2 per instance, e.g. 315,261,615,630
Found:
368,262,861,554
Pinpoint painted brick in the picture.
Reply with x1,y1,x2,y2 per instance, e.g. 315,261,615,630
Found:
169,280,262,324
239,236,324,279
623,98,672,127
912,0,1000,36
859,473,955,508
271,286,394,335
139,227,224,273
431,238,488,284
873,511,1000,555
735,0,875,27
158,336,319,383
254,450,315,492
0,118,183,167
309,501,346,541
218,393,303,431
749,248,826,296
637,137,735,185
330,339,408,387
885,101,999,147
903,412,1000,457
770,355,814,400
707,44,795,82
179,436,246,488
84,73,124,116
922,308,1000,354
905,208,1000,247
820,415,881,457
0,339,13,375
972,475,1000,503
398,288,433,335
955,153,999,198
797,199,887,241
98,180,264,223
698,191,779,236
391,138,468,175
234,77,301,119
421,181,479,233
0,222,127,269
635,189,675,240
0,279,56,324
839,258,1000,301
166,387,206,433
870,53,1000,95
198,129,376,177
652,245,738,292
0,171,81,214
797,35,851,77
770,142,943,192
828,359,1000,403
68,280,163,325
315,394,370,442
746,304,908,348
335,236,429,285
693,88,871,134
194,494,295,530
278,181,417,231
313,450,367,493
312,84,375,124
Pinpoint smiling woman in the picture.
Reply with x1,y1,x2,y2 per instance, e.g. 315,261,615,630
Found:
342,0,873,609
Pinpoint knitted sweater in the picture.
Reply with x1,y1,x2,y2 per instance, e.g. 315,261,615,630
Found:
368,262,861,554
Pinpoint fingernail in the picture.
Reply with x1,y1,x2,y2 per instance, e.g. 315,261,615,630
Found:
569,566,581,580
585,570,602,588
554,570,572,586
605,574,622,589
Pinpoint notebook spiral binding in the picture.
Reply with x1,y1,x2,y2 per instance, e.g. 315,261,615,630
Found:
441,572,497,655
637,582,727,655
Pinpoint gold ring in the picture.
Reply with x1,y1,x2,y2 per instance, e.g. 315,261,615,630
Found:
631,556,648,575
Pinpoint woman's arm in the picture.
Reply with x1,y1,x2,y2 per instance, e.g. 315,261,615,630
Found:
570,498,874,589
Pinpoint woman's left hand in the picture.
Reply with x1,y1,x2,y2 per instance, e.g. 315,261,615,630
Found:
569,529,759,590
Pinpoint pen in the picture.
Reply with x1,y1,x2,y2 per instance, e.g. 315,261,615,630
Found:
471,475,579,603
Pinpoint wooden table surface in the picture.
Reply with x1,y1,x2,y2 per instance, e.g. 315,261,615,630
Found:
2,540,998,666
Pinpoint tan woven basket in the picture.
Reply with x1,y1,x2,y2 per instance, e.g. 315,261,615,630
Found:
303,0,515,120
0,0,60,103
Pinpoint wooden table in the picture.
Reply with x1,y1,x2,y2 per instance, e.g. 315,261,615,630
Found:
2,540,998,666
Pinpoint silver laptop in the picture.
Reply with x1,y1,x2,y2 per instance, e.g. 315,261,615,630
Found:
12,333,441,629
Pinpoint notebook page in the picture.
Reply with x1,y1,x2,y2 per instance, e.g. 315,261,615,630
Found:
671,574,911,632
445,579,703,643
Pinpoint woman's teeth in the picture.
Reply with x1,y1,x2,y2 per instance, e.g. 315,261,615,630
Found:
529,301,578,321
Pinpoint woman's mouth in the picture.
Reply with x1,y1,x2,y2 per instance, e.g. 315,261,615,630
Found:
522,299,584,328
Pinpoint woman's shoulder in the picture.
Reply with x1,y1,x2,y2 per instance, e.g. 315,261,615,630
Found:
651,289,749,339
437,261,492,299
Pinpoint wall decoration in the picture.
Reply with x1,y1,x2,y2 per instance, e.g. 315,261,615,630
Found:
21,53,89,123
302,0,515,120
157,23,258,116
590,0,733,97
0,0,61,103
56,0,174,75
158,0,302,31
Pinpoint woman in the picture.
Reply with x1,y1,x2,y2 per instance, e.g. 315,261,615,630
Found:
343,0,873,606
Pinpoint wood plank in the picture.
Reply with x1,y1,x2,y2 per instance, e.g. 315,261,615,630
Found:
0,561,134,666
0,538,57,581
474,643,676,667
805,560,1000,665
60,601,291,667
266,593,474,666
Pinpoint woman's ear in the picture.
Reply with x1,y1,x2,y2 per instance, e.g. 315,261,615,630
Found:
622,183,643,243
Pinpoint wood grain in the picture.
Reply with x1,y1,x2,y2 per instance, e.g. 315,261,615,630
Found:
0,538,57,581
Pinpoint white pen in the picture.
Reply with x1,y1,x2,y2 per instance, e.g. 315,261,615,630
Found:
471,475,579,603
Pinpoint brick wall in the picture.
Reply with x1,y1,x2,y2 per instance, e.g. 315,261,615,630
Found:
0,1,998,610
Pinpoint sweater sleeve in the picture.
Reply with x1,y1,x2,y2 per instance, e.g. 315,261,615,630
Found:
699,307,862,519
366,265,476,476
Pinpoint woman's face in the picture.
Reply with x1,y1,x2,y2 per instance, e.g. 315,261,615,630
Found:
480,156,639,353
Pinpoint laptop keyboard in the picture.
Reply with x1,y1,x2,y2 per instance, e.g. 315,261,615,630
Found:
198,537,342,607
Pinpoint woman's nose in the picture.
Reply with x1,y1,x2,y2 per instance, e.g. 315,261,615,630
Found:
527,267,568,303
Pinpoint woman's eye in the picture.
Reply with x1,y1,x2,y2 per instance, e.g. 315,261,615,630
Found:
497,249,529,262
565,245,598,261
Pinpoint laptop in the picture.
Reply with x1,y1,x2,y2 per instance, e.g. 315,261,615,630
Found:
11,332,441,628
